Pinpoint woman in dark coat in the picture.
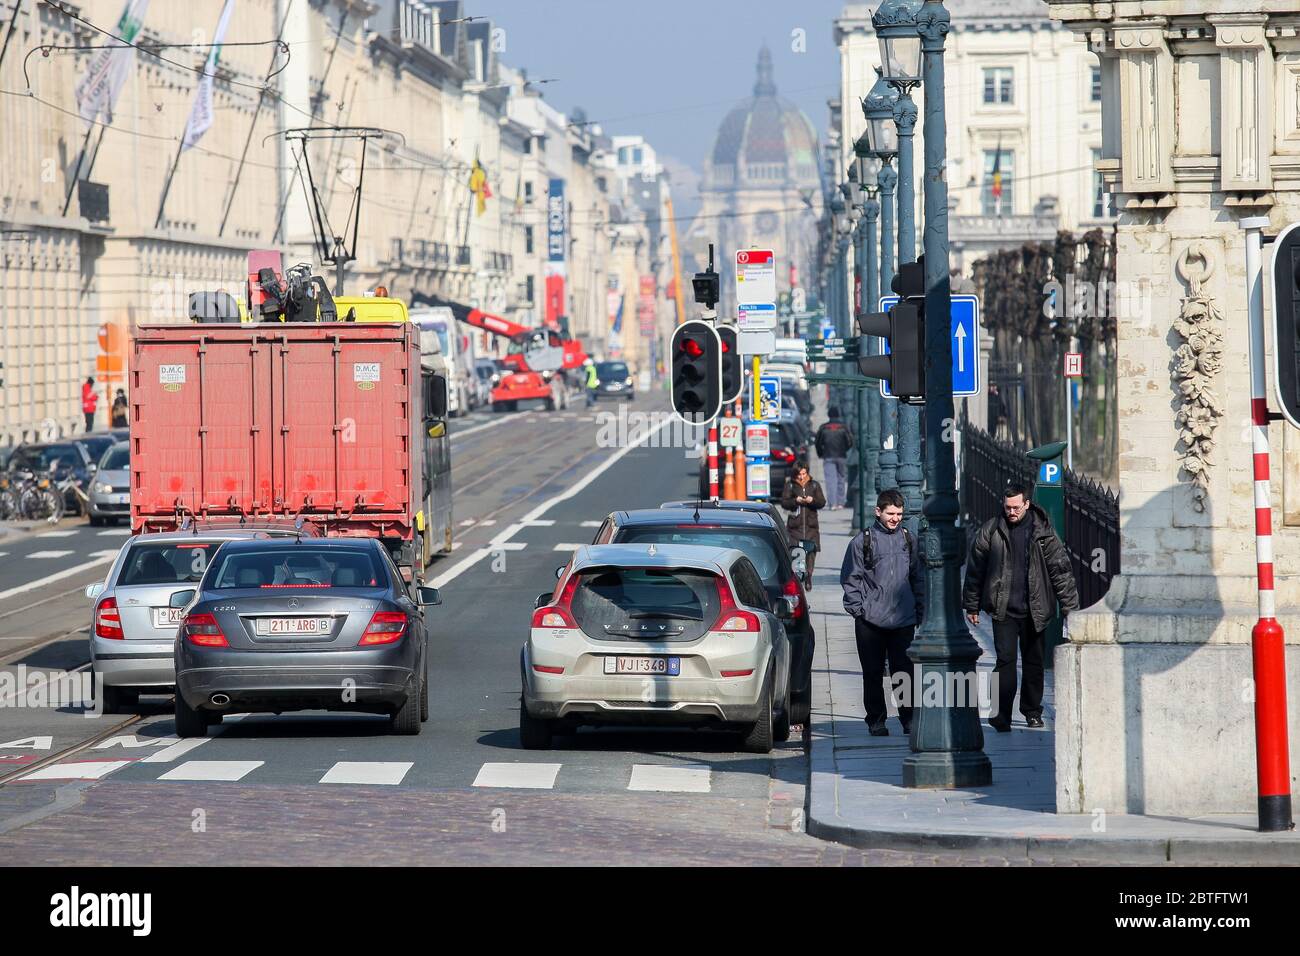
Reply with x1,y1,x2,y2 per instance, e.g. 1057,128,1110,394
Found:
781,459,826,588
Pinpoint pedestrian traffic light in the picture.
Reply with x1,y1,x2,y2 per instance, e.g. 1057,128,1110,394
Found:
856,258,925,402
717,324,743,404
670,320,722,423
1272,222,1300,428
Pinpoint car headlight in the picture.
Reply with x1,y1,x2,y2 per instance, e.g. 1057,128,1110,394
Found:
94,481,113,494
624,377,633,386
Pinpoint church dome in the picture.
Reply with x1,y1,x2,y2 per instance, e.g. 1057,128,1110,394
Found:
708,46,820,188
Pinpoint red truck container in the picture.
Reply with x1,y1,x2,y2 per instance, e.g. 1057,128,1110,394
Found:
129,322,430,571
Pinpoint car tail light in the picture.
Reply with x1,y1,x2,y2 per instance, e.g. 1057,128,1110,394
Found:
183,612,228,648
532,664,564,674
711,576,759,633
772,447,796,463
783,577,807,619
94,597,122,640
360,610,408,646
531,574,578,629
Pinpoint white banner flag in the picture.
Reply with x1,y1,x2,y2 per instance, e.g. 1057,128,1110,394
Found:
74,0,151,125
181,0,235,151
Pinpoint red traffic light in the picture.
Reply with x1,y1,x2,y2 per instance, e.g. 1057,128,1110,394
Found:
680,338,704,358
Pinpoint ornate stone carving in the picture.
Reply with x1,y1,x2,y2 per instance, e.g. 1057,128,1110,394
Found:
1113,24,1175,194
1172,242,1225,512
1212,15,1272,190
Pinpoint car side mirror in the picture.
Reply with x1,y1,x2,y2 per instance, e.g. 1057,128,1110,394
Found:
423,373,449,421
555,566,566,580
85,582,105,600
774,596,798,619
416,586,441,606
169,589,196,608
534,592,553,610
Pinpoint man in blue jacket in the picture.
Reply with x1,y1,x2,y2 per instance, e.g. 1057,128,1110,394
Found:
840,488,925,736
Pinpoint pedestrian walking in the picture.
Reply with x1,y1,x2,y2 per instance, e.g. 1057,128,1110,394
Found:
780,459,825,589
815,405,853,509
840,488,924,736
963,481,1080,731
110,389,129,428
81,377,98,432
584,358,598,408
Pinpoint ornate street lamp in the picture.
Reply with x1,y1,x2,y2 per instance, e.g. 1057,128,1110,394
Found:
873,0,924,91
861,69,898,159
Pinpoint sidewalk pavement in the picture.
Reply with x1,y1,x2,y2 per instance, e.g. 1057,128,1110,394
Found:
803,503,1300,865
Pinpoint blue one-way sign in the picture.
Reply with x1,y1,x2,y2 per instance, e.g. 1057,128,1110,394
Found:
876,294,981,398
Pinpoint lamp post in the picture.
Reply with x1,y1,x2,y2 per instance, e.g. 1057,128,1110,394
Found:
904,0,992,789
874,0,925,535
863,70,898,496
854,136,882,525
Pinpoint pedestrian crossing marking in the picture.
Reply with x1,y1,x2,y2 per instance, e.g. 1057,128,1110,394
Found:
628,764,712,793
579,521,602,528
320,761,413,786
140,738,212,763
158,760,263,782
19,759,133,781
97,529,131,536
472,762,562,789
28,550,73,559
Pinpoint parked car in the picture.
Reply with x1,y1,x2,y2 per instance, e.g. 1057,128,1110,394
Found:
593,360,635,401
87,440,130,526
170,537,439,737
520,543,793,752
658,499,794,549
85,527,320,712
592,507,814,724
472,357,497,409
6,440,95,513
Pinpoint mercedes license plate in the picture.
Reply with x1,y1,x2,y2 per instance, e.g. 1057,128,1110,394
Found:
254,617,331,636
604,656,680,676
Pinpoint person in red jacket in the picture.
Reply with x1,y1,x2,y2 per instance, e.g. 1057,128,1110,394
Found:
82,377,98,432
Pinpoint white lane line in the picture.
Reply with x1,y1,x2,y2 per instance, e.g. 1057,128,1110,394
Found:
478,519,496,527
523,519,555,527
553,543,584,552
451,415,525,442
28,550,73,559
158,760,263,782
97,529,130,537
19,759,133,782
320,761,413,786
140,738,212,764
579,520,602,528
627,764,712,793
458,518,477,527
0,552,7,559
472,762,561,789
0,555,116,603
89,550,119,559
38,530,78,538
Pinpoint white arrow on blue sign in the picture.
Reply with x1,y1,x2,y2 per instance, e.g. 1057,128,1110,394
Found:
875,293,981,398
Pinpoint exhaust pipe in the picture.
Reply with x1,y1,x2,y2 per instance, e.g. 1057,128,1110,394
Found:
210,693,230,707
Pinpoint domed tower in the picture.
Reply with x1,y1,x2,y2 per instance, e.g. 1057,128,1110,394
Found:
693,46,823,321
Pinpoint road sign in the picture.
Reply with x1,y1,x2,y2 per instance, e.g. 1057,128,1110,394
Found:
746,460,771,499
807,337,859,361
875,293,981,397
735,249,776,305
719,417,742,448
738,301,777,331
1038,460,1063,486
752,375,782,421
1064,352,1083,377
744,422,770,456
737,328,775,355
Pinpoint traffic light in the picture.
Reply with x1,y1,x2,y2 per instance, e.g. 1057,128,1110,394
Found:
856,258,925,402
670,320,722,423
717,325,743,404
1273,223,1300,427
693,243,720,309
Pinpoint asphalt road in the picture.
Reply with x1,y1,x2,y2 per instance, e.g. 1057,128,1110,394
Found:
0,397,1037,866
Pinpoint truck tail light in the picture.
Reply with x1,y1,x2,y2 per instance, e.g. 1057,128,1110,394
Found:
711,576,759,633
94,597,122,640
360,611,408,646
183,613,228,647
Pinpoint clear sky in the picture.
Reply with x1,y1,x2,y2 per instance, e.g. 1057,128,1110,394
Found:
473,0,847,208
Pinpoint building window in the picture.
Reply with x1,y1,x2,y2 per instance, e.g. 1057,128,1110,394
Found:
525,275,535,303
632,147,643,165
981,148,1014,216
1090,65,1102,103
982,67,1013,105
525,226,534,255
524,181,533,204
1091,148,1111,218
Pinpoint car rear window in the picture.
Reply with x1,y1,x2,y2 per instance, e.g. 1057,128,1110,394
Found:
118,542,220,586
570,566,720,643
78,436,114,460
614,526,782,583
208,548,386,589
100,443,129,470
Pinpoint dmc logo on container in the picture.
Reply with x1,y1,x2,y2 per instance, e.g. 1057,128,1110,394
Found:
49,887,152,936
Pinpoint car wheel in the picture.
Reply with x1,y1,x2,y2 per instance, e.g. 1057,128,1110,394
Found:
174,693,209,738
518,696,553,750
390,676,422,735
739,675,774,754
419,655,429,722
774,681,792,743
99,682,137,715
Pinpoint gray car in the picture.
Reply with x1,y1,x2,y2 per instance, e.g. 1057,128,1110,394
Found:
87,440,130,526
171,537,439,737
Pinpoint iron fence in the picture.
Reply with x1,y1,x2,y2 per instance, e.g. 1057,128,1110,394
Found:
961,425,1119,609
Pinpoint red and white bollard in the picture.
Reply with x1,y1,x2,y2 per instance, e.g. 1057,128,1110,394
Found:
707,424,719,501
1243,216,1294,832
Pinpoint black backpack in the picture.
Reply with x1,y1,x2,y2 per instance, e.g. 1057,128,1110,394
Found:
863,525,913,567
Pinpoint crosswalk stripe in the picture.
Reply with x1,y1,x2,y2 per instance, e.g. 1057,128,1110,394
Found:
39,530,78,538
97,529,130,537
158,760,263,782
28,550,73,559
627,764,711,793
89,550,119,559
19,759,133,782
523,519,555,527
553,543,584,551
140,738,212,763
472,762,561,789
579,520,602,527
320,761,413,785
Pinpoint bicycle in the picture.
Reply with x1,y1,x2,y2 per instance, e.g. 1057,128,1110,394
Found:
15,469,62,522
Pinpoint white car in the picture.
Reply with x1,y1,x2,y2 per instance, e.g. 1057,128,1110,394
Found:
519,543,794,752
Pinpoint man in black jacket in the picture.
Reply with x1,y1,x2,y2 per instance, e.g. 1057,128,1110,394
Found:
815,406,854,510
963,481,1079,731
